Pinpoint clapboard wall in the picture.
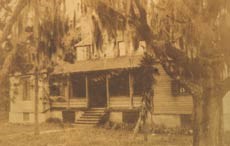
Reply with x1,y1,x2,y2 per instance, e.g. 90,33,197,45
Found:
109,96,141,108
153,65,193,114
224,92,230,131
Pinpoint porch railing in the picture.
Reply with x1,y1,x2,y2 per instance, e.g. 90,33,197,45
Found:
51,99,87,108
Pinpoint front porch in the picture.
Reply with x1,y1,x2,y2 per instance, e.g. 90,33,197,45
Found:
50,55,144,111
49,70,142,111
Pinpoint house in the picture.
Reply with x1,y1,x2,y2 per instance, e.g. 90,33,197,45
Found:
6,1,191,129
9,36,230,130
8,0,230,132
8,1,195,127
9,33,195,128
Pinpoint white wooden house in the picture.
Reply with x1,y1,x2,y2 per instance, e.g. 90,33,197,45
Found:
9,3,193,127
9,36,195,128
8,1,230,130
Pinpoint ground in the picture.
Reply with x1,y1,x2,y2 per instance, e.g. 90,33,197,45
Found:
0,112,229,146
0,125,192,146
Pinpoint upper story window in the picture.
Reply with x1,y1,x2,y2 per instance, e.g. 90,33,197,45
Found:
74,38,146,61
22,77,31,101
76,45,91,61
118,41,126,57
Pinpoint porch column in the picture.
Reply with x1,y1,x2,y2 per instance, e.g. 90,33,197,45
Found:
67,74,71,109
129,71,134,109
106,74,110,109
85,74,89,108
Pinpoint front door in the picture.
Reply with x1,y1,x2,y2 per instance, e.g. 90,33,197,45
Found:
89,77,107,108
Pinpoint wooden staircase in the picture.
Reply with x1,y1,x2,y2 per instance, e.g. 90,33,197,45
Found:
75,108,107,126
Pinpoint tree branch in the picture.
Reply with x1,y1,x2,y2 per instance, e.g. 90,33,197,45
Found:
0,47,18,85
166,15,191,24
0,0,27,46
0,0,27,88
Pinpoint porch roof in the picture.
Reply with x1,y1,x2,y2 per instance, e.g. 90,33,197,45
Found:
53,55,143,74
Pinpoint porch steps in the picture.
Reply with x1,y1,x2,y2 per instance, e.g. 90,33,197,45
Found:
75,108,107,126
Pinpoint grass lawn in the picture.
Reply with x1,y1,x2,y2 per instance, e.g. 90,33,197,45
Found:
0,126,193,146
0,112,229,146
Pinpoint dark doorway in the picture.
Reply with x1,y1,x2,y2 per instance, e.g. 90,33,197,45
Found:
89,75,107,108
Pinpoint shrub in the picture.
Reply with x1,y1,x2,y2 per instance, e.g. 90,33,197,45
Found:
46,118,62,124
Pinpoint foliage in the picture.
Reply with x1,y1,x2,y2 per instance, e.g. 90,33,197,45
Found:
46,118,63,124
62,26,81,63
152,125,193,135
133,53,158,139
37,0,69,60
83,0,230,145
138,53,158,119
0,0,71,111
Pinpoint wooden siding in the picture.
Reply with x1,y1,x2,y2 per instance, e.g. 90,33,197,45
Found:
224,92,230,114
110,96,141,108
154,65,193,114
223,92,230,131
10,76,49,113
51,99,87,108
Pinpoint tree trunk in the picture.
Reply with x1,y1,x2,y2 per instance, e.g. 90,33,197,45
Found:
193,90,224,146
34,67,40,135
202,91,224,146
33,0,40,135
193,95,206,146
133,115,142,138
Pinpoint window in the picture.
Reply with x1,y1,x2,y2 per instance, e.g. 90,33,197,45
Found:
171,80,189,96
22,77,30,101
110,71,129,97
23,112,30,121
118,41,126,56
71,75,86,98
49,78,65,96
76,47,88,61
133,72,143,96
50,84,62,96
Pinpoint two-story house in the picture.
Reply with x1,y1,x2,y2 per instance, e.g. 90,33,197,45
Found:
9,27,194,128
